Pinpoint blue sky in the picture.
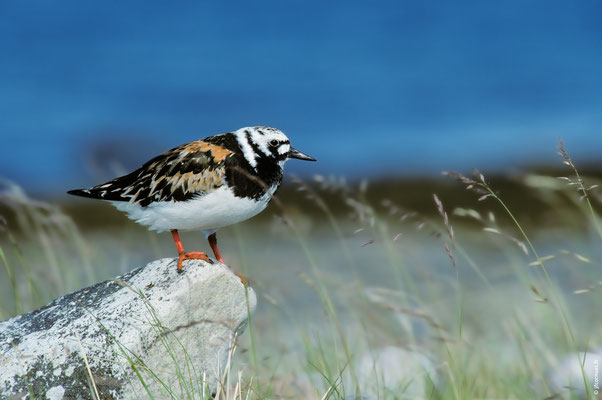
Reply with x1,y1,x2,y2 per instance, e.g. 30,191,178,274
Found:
1,1,602,193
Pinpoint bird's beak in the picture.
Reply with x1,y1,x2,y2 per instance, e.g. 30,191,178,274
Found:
288,147,316,161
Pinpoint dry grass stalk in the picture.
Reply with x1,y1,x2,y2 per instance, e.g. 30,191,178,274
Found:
557,140,599,200
433,194,456,268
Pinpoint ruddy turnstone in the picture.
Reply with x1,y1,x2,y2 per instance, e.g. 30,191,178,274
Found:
68,126,315,275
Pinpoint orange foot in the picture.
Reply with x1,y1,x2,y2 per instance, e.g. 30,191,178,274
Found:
177,251,209,270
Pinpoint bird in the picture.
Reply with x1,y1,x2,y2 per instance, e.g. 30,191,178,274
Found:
68,126,316,280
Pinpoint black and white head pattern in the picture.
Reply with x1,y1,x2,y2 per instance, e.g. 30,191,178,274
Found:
234,126,291,170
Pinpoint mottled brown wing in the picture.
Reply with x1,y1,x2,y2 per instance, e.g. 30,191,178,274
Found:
68,139,234,206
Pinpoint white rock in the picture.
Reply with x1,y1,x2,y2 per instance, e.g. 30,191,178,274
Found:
354,346,438,399
46,385,65,400
547,349,601,399
0,258,256,399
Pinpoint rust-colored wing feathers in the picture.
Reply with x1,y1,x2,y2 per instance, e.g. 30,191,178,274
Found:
68,139,234,206
180,140,233,162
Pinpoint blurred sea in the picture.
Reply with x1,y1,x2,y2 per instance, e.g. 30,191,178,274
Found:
1,0,602,194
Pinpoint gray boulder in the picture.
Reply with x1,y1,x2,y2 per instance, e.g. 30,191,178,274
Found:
0,258,256,399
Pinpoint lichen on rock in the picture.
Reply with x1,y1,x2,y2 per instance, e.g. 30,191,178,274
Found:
0,258,256,399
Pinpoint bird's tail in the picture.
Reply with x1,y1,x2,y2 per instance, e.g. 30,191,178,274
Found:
67,188,101,199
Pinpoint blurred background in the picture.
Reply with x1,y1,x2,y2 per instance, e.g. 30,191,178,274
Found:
2,1,602,398
1,0,602,193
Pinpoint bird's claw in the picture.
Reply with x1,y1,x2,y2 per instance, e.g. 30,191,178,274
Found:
176,251,209,270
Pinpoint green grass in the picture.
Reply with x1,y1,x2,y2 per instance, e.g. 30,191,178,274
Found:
2,144,602,399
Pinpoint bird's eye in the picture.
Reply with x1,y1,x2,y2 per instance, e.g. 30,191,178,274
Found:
269,139,279,147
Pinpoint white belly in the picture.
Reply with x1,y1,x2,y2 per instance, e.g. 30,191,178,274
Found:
111,186,273,232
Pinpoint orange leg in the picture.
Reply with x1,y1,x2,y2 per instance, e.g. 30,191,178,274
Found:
171,229,208,270
207,232,225,264
208,232,248,287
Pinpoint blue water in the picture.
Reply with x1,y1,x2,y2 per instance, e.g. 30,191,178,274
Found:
1,1,602,192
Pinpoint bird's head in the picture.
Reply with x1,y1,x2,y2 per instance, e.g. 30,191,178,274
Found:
235,126,316,169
